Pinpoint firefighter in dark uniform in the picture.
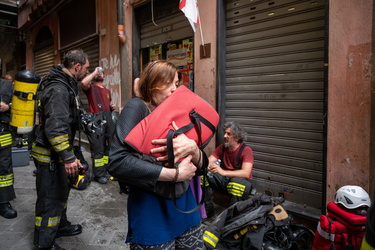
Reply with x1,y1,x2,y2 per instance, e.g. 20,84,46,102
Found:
31,49,89,250
205,121,254,217
0,78,17,219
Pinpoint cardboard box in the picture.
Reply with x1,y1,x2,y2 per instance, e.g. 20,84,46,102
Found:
12,147,30,167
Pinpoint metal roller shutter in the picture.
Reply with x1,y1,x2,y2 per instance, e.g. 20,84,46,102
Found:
34,45,54,77
140,12,192,49
225,0,325,209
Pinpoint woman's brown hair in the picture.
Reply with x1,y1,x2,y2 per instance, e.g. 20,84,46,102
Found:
137,60,178,104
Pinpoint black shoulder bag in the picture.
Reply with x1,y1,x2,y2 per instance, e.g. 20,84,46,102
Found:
80,85,107,136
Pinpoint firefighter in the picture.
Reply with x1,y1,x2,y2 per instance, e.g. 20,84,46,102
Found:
31,49,89,250
0,78,17,219
205,121,254,217
81,67,116,184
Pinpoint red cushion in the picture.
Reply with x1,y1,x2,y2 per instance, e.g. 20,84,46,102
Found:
125,85,219,158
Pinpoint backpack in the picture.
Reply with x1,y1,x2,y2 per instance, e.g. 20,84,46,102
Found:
312,202,367,250
203,194,315,250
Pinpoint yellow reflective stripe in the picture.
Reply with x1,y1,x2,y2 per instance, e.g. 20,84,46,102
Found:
32,144,51,155
94,158,105,167
47,216,61,227
0,133,12,140
49,134,69,152
203,230,218,248
0,133,12,147
49,134,69,145
227,182,246,197
200,175,210,186
103,155,109,164
53,141,69,152
35,216,42,227
0,173,14,187
361,237,375,250
31,144,51,163
31,153,51,163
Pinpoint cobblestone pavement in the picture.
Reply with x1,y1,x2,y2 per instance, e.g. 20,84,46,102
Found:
0,150,225,250
0,151,130,250
1,150,315,250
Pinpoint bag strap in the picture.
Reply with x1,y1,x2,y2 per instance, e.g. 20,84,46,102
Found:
236,144,247,169
190,110,216,149
166,110,216,167
170,150,208,214
221,143,247,170
92,85,103,111
166,109,214,213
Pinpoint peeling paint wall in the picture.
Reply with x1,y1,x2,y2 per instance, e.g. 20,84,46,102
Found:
193,0,217,155
98,0,122,111
327,0,374,201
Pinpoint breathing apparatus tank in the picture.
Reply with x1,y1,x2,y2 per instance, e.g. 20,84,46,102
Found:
10,70,40,136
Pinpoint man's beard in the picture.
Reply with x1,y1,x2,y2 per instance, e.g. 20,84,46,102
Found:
95,76,104,82
224,142,235,148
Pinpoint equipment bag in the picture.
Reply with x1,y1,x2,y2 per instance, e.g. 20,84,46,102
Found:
313,202,367,250
203,194,314,250
327,202,367,231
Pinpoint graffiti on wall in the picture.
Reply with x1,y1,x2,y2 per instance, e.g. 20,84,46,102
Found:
101,54,121,109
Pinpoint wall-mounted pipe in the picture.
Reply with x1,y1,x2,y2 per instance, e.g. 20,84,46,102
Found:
117,0,125,44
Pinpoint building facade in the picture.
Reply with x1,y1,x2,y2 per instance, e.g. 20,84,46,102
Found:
14,0,375,215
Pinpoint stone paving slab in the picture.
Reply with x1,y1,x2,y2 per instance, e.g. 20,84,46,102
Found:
0,151,229,250
0,153,130,250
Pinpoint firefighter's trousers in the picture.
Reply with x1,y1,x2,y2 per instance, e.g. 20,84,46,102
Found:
0,127,15,203
87,111,113,178
87,132,109,178
207,173,253,205
33,159,71,248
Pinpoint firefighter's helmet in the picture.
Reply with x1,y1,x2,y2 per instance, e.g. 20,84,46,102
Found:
335,185,371,209
72,174,91,190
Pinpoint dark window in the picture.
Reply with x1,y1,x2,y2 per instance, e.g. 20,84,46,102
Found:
59,0,96,48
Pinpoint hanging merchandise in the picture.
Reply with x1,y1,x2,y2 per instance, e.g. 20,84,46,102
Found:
149,45,162,61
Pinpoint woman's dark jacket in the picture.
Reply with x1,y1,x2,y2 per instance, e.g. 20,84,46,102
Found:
108,98,163,189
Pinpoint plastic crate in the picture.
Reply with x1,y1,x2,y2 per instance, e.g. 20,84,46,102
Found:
12,147,30,167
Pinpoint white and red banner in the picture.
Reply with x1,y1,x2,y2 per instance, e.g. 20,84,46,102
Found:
179,0,200,32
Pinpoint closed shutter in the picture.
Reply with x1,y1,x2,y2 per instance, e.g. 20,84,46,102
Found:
34,45,54,77
140,12,192,49
60,37,99,111
225,0,325,209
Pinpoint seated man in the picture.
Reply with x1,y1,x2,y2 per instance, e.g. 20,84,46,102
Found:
205,121,254,216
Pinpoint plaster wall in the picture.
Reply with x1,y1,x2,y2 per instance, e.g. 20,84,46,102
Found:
121,0,134,106
327,0,374,201
192,0,218,155
97,0,122,111
24,14,60,70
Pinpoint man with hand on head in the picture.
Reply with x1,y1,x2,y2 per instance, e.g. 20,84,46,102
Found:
81,66,116,184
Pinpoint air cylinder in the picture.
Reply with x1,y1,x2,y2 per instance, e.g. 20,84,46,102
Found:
10,70,40,134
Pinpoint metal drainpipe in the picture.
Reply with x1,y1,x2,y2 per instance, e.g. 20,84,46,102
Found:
117,0,125,44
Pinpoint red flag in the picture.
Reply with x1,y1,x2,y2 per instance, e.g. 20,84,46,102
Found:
179,0,200,32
